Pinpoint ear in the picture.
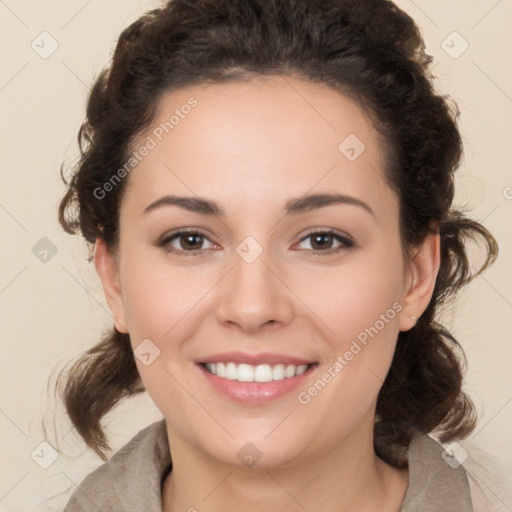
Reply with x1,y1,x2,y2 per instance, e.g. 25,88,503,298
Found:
94,237,129,334
398,231,440,332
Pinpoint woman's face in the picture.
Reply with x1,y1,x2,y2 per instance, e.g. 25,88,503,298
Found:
97,75,436,468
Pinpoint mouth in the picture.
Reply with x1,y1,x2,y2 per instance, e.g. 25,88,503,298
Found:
196,359,319,404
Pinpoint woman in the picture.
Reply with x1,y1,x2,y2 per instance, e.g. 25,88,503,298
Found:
55,0,499,510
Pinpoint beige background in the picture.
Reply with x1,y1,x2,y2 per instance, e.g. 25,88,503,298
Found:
0,0,511,510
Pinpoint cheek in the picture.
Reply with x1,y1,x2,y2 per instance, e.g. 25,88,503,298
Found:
294,255,404,347
118,255,216,410
120,252,211,341
292,252,404,413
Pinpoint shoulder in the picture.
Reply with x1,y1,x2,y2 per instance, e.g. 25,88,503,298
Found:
401,433,511,512
63,419,171,512
400,433,473,511
462,440,512,512
62,458,117,511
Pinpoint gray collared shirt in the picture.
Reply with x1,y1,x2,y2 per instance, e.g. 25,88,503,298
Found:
63,419,474,511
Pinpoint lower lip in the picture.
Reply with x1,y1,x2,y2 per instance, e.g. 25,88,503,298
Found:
197,363,318,404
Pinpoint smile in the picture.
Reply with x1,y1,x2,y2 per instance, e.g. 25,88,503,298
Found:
197,361,319,404
202,362,312,382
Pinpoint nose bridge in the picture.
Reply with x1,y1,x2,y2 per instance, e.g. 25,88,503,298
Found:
216,234,294,331
233,238,274,292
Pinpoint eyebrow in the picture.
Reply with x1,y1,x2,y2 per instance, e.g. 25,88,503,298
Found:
143,193,376,219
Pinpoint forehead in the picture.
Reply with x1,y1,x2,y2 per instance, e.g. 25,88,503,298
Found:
123,75,397,222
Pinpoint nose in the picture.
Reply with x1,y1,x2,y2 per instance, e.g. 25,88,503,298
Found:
216,246,295,333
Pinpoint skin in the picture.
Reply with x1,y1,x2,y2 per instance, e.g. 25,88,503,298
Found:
94,75,440,511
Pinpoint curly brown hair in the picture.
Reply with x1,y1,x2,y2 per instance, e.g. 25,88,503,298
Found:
51,0,498,467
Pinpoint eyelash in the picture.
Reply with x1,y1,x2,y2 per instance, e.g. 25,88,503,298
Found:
157,228,355,257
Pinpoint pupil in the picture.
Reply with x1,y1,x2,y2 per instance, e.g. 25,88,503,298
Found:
312,234,332,250
182,234,202,250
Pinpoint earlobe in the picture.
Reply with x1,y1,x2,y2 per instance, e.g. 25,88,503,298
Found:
94,237,129,334
398,232,440,332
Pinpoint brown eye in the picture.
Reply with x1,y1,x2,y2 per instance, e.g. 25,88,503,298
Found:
177,232,205,251
158,230,216,256
295,230,354,254
310,233,335,250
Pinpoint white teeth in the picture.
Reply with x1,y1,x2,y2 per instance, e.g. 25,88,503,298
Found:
285,364,296,378
237,363,254,382
225,362,237,380
295,364,308,376
272,364,285,380
254,364,273,382
204,362,310,382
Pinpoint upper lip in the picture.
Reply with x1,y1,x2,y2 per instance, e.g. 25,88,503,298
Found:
197,352,315,366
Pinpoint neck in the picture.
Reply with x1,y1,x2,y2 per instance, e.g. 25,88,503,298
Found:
161,418,409,512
